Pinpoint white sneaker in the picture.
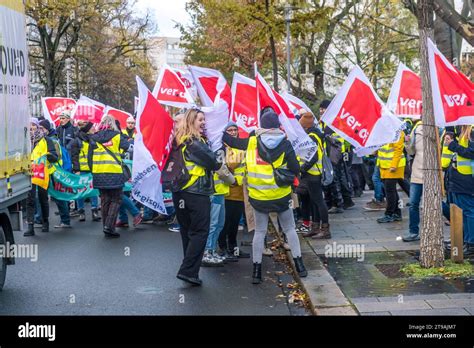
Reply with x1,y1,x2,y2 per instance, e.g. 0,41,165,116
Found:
212,250,226,263
201,251,224,267
263,247,273,256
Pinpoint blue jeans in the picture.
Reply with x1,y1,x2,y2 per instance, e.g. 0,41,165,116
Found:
119,195,140,223
206,195,225,251
77,196,98,211
372,166,384,202
442,192,454,221
451,193,474,244
53,198,70,225
143,206,156,220
408,183,423,235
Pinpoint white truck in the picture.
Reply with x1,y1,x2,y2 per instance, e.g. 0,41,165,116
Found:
0,0,31,290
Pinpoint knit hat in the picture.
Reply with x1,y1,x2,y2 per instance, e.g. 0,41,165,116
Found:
30,117,40,127
260,110,280,129
39,119,52,132
60,111,71,119
319,100,331,109
299,112,314,129
225,121,238,131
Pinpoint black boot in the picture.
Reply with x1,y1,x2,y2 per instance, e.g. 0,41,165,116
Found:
293,257,308,277
252,263,262,284
41,220,49,233
103,227,120,238
24,224,35,237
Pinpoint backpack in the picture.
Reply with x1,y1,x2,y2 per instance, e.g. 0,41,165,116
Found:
161,143,190,192
326,136,343,165
314,136,334,187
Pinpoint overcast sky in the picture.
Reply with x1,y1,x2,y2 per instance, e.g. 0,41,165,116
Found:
135,1,190,37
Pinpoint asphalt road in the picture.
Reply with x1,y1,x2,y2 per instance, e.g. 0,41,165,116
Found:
0,210,306,315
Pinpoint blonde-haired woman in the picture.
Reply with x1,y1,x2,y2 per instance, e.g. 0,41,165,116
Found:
173,109,220,286
90,115,130,237
444,124,474,256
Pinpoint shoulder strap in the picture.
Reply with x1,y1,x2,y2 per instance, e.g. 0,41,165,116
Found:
97,141,122,165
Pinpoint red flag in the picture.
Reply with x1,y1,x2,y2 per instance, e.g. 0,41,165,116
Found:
132,76,174,215
41,97,76,126
255,69,316,161
281,92,315,117
104,107,132,130
189,65,232,151
72,96,105,124
428,38,474,126
152,63,194,108
230,72,258,137
387,63,422,119
321,66,403,155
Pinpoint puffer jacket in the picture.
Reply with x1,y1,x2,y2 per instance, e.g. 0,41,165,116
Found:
182,136,220,196
90,130,130,189
380,132,406,180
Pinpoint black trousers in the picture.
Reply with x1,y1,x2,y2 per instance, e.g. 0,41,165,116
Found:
219,199,244,251
325,162,353,208
100,188,123,232
383,179,401,216
307,176,329,224
351,164,366,193
173,191,211,278
26,185,49,224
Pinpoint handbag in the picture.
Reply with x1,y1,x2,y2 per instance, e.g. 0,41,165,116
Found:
98,142,131,181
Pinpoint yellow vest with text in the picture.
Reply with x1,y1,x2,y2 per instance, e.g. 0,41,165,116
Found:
455,130,473,175
298,132,323,176
181,136,207,190
122,129,136,139
245,136,291,201
441,130,455,169
377,143,406,169
31,138,57,174
79,141,91,172
92,134,122,174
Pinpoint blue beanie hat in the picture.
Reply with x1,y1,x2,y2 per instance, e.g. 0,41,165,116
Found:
260,110,280,129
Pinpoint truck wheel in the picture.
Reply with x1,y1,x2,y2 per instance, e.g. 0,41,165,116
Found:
0,227,6,291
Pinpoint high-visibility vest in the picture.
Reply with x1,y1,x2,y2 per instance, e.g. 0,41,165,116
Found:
455,128,473,175
226,148,246,186
122,129,135,139
245,136,291,201
31,137,57,174
298,132,323,176
91,134,122,174
79,141,90,172
181,136,207,190
441,130,455,169
377,143,406,169
332,132,346,153
213,171,230,195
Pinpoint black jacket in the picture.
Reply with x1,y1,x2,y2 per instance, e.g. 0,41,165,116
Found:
222,131,300,213
70,130,92,173
57,121,77,153
448,139,474,195
183,136,220,196
90,130,130,189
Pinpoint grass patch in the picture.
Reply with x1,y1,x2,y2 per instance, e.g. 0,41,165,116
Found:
401,260,474,279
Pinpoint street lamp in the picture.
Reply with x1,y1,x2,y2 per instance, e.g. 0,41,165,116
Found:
65,58,72,98
284,3,292,93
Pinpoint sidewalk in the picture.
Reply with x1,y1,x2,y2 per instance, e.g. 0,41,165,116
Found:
296,191,474,316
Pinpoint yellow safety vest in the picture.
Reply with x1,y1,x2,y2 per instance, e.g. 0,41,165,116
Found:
213,171,230,195
122,129,135,139
79,141,90,172
377,143,406,169
92,134,122,174
225,148,246,186
298,132,323,176
332,132,346,153
245,136,291,201
455,130,473,175
441,130,455,169
31,137,57,174
181,136,207,190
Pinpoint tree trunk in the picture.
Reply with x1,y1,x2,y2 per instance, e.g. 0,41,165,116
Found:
418,0,445,268
265,0,279,91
